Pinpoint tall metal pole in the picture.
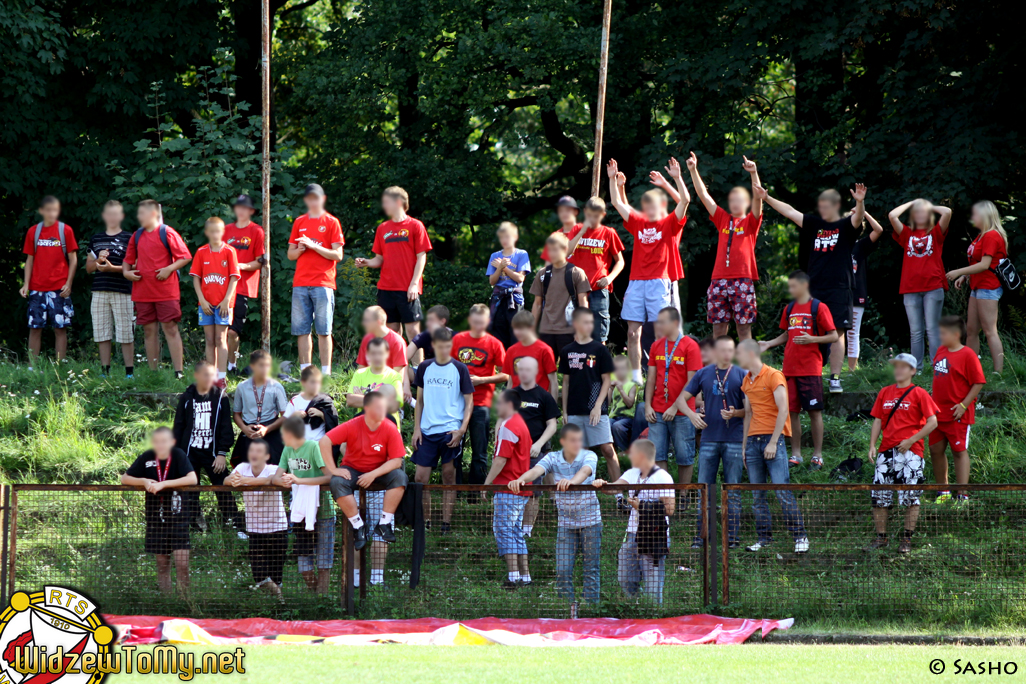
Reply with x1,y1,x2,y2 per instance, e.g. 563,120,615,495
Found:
259,0,272,352
590,0,613,197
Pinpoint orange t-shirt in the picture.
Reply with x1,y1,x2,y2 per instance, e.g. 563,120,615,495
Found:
741,363,792,437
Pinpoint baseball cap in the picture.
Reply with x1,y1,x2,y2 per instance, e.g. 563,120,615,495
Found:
233,194,255,209
303,183,325,197
555,195,579,210
889,353,918,370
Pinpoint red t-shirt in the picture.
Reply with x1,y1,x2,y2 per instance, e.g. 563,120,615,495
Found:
289,213,345,289
893,225,947,294
568,225,625,289
23,223,79,292
779,299,836,377
224,222,266,299
710,207,761,281
326,415,405,473
539,225,583,263
625,210,686,281
189,244,241,308
931,346,986,425
502,339,557,392
492,413,532,494
356,329,408,368
648,335,703,412
967,230,1007,291
452,331,506,407
372,217,432,293
124,225,193,303
871,384,939,456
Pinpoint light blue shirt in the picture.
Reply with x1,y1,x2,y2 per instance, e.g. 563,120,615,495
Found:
536,449,601,528
413,358,474,435
486,249,531,290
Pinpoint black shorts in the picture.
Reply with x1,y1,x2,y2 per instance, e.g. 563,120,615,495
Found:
411,432,462,469
377,289,423,324
145,518,191,555
539,332,575,361
787,375,825,413
810,287,853,331
330,466,408,499
229,295,249,335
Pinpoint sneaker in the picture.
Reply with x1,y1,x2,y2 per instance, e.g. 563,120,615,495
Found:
690,539,704,549
502,579,519,591
728,541,741,550
439,521,452,536
953,494,971,507
236,530,249,541
934,491,952,504
810,455,823,471
865,535,888,550
829,378,843,393
175,371,184,380
353,525,367,550
898,537,912,554
789,454,804,466
374,522,396,543
746,540,771,552
794,537,810,554
125,373,134,380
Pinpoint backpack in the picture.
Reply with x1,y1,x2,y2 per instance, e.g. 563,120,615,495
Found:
540,263,582,325
132,225,177,277
785,298,821,335
34,222,68,260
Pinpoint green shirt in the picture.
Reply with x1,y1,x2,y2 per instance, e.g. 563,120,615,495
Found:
610,379,638,418
349,366,404,422
280,440,334,519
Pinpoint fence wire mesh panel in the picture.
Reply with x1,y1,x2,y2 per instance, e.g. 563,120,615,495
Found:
721,484,1026,623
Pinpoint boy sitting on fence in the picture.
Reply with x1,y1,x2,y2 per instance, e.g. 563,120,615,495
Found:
121,427,198,595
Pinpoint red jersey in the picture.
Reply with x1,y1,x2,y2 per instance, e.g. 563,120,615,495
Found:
625,210,685,281
124,225,192,303
893,225,947,294
23,223,78,292
648,335,702,413
492,413,532,494
288,213,345,288
779,299,836,377
568,225,625,289
372,217,432,293
967,229,1007,291
540,224,583,263
189,244,241,308
931,346,986,424
710,207,761,280
502,339,557,392
224,221,265,298
871,384,939,456
327,415,405,473
453,331,506,407
356,329,408,369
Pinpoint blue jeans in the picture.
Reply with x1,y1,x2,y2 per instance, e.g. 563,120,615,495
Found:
588,289,611,342
902,288,944,370
695,441,744,544
291,286,335,336
647,413,696,466
745,435,806,543
555,524,603,604
612,402,650,451
493,492,528,556
617,532,666,604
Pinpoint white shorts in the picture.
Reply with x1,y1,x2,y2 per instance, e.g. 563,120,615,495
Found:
622,279,680,323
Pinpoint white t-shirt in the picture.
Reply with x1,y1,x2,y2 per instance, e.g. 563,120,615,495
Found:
621,466,674,534
232,463,288,534
284,394,326,441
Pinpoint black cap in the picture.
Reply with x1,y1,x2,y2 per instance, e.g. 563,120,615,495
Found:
303,183,325,198
556,195,579,210
232,194,255,210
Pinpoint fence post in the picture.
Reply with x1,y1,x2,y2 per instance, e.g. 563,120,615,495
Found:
721,485,729,605
7,488,16,600
707,483,719,607
0,485,9,606
342,515,355,615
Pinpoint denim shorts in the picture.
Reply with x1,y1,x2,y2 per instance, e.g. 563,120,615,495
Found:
291,286,335,336
970,287,1003,301
198,306,232,327
621,279,680,323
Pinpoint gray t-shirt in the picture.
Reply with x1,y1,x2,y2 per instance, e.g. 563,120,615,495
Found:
233,378,288,425
536,449,601,529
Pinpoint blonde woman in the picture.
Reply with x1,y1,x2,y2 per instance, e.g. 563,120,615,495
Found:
946,201,1008,372
888,199,952,370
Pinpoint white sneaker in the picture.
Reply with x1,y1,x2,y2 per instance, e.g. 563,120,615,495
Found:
746,541,769,552
829,378,843,393
794,537,810,554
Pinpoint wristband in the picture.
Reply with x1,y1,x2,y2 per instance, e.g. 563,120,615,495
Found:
959,402,968,410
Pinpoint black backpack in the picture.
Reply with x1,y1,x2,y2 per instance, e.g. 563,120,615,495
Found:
131,224,177,277
785,298,821,335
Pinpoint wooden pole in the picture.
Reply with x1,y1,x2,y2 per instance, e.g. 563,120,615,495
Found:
259,0,272,352
590,0,613,197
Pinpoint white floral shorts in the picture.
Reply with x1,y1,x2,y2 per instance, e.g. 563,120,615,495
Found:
871,448,924,508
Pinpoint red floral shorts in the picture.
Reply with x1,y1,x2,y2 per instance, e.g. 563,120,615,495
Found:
706,278,757,324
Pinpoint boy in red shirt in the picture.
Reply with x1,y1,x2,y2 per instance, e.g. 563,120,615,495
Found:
929,316,986,503
565,197,625,343
355,186,432,343
20,195,78,361
607,157,690,384
453,304,508,487
288,183,344,376
356,305,411,401
686,153,763,341
224,194,266,374
484,389,533,588
760,271,839,470
502,310,557,397
189,217,241,384
123,199,192,378
866,353,939,554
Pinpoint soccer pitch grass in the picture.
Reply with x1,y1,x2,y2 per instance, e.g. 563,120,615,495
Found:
115,643,1024,683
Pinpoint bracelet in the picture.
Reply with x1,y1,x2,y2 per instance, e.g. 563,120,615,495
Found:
959,402,968,410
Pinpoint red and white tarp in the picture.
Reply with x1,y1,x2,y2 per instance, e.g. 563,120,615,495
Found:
106,614,793,647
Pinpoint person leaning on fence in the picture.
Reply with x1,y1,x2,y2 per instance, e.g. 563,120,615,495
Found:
20,195,78,362
225,438,287,597
509,423,602,606
866,352,940,554
593,438,673,604
736,339,809,554
511,356,560,539
121,427,198,596
272,414,334,593
232,349,288,466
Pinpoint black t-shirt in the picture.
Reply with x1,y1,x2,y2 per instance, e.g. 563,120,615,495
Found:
412,326,453,361
800,214,857,292
559,339,615,415
851,235,878,305
513,384,561,445
187,389,219,454
126,447,194,524
88,231,132,294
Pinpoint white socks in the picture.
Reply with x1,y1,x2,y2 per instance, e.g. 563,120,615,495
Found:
217,371,226,380
379,511,394,525
227,363,236,371
300,363,311,370
348,514,364,529
520,574,532,584
632,369,643,384
321,365,331,375
508,571,520,582
522,525,533,538
370,569,384,585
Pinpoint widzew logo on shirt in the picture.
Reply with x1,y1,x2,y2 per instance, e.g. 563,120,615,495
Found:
203,273,227,286
458,347,488,367
813,229,839,251
637,227,662,245
371,444,383,452
934,358,950,375
384,229,410,243
788,313,814,332
906,234,935,258
882,398,912,412
566,351,594,370
577,237,607,254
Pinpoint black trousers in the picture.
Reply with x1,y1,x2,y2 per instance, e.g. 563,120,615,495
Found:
231,427,284,466
248,529,288,585
187,449,237,525
488,296,521,349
